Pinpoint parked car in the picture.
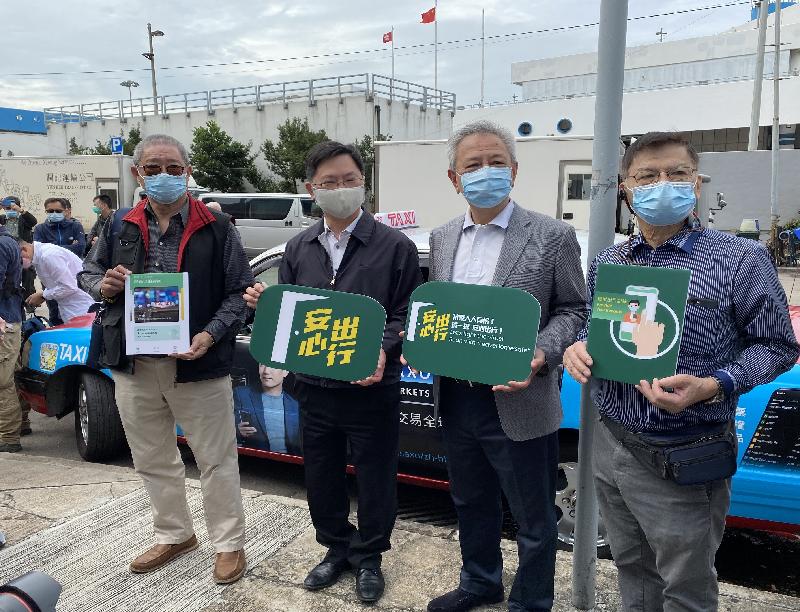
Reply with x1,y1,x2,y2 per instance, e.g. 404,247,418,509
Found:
199,192,322,257
15,229,800,555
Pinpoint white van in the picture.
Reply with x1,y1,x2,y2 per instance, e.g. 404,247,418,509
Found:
199,192,322,257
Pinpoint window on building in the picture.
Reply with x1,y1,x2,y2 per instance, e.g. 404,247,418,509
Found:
567,174,593,200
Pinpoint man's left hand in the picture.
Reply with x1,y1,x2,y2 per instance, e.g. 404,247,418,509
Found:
25,291,45,308
492,348,546,393
172,331,215,361
636,374,719,414
353,348,386,387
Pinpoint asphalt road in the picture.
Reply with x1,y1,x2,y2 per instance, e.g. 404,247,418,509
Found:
16,410,800,597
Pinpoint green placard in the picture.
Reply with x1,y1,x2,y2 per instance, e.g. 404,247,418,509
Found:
587,264,691,385
402,282,541,386
249,285,387,382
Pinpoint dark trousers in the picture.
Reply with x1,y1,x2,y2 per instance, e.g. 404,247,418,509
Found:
45,299,62,326
439,378,559,612
296,381,400,570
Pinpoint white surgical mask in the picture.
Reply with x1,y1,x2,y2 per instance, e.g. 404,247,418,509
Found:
313,186,364,219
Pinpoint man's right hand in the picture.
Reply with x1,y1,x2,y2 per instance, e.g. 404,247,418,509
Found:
563,340,593,384
238,421,256,437
243,282,265,310
100,265,132,299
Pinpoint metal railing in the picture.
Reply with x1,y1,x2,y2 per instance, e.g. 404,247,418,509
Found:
43,74,457,125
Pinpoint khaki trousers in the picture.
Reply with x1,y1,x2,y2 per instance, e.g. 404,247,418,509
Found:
113,357,245,552
0,323,22,445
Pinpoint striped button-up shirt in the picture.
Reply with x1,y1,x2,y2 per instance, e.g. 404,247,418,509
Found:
578,227,800,433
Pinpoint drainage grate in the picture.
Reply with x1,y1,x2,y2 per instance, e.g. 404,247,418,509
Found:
0,487,311,612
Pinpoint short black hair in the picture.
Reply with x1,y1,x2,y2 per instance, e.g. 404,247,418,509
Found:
628,299,640,305
59,198,72,210
304,140,363,181
621,132,699,176
43,197,64,209
94,194,112,207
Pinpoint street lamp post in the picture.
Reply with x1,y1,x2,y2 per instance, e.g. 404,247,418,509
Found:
143,23,164,116
120,80,139,118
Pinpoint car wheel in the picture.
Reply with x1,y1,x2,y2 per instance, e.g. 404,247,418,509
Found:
555,461,611,558
75,372,127,462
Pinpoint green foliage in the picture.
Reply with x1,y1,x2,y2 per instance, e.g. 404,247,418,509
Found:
261,118,328,192
123,125,142,157
68,128,140,156
189,120,267,192
782,218,800,231
354,133,391,204
91,140,112,155
68,137,90,155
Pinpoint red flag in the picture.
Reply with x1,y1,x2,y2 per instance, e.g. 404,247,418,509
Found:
383,31,393,43
421,7,436,23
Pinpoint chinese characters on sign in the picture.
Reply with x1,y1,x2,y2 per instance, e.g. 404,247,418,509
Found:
403,282,541,386
249,285,387,382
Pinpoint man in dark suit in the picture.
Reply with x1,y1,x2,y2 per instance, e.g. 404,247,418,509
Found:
235,364,301,455
425,120,587,612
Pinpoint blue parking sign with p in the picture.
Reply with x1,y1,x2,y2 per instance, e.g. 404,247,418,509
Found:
110,137,123,154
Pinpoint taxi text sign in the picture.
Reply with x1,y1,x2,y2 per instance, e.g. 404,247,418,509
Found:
249,285,386,382
402,282,540,386
586,264,691,385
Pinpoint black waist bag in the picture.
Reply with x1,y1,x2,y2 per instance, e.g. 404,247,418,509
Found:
86,303,105,369
605,417,737,486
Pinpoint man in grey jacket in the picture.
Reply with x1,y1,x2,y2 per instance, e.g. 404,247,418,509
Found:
425,121,587,612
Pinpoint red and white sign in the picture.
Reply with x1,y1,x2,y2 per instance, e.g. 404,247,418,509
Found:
374,210,418,229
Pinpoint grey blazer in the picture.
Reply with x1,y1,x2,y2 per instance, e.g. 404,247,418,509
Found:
429,203,588,441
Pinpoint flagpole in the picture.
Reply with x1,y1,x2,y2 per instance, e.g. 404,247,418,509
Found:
481,9,485,107
434,0,439,100
391,26,395,83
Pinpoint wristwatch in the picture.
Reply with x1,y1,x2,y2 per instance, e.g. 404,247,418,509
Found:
98,286,116,304
703,375,726,405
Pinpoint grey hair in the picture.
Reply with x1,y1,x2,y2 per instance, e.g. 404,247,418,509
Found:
132,134,190,166
447,120,517,171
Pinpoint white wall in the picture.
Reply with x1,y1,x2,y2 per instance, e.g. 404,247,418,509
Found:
48,95,452,177
0,132,66,157
375,137,594,230
455,76,800,138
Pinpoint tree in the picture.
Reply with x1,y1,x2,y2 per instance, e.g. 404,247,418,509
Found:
261,118,328,192
123,125,142,157
354,133,391,205
190,120,268,192
68,137,90,155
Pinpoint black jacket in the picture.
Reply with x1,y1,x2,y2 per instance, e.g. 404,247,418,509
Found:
279,210,422,387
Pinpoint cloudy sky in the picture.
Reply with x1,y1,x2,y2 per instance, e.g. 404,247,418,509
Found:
1,0,757,111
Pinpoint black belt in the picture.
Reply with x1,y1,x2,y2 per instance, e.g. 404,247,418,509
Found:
442,377,492,391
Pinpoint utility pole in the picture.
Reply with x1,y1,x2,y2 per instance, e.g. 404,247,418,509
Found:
749,1,770,150
572,0,629,609
481,10,486,107
771,0,782,222
143,23,164,116
120,80,139,118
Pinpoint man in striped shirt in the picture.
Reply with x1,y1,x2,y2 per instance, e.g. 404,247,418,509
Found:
564,132,799,612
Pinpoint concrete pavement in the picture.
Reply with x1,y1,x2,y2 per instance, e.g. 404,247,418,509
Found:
1,453,799,611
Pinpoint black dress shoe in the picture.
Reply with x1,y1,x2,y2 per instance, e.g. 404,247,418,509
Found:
427,587,504,612
20,427,32,437
355,567,385,603
303,560,349,590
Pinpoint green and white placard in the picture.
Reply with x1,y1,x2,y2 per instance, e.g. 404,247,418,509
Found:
402,282,541,386
587,263,691,385
249,285,387,382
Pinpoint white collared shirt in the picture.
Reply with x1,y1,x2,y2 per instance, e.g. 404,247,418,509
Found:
451,201,514,286
32,241,95,322
317,209,363,274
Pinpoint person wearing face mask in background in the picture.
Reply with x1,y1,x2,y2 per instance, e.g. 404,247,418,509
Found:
242,141,422,604
33,197,86,325
79,134,254,586
563,132,800,612
423,120,586,612
86,194,114,253
1,196,37,299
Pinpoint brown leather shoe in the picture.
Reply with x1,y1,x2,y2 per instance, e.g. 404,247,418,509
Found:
129,534,199,573
213,549,247,585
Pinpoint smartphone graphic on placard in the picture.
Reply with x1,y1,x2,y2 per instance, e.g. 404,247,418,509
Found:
619,285,659,342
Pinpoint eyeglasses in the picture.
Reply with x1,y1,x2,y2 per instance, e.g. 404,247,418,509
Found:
312,176,364,190
137,164,186,177
626,166,697,187
45,209,64,214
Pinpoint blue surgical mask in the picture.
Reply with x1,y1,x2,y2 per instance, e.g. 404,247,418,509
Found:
143,172,187,205
5,210,18,219
47,212,65,223
631,181,697,226
459,166,513,209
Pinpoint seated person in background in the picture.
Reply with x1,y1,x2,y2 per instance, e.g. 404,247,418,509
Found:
18,240,95,323
235,364,301,455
